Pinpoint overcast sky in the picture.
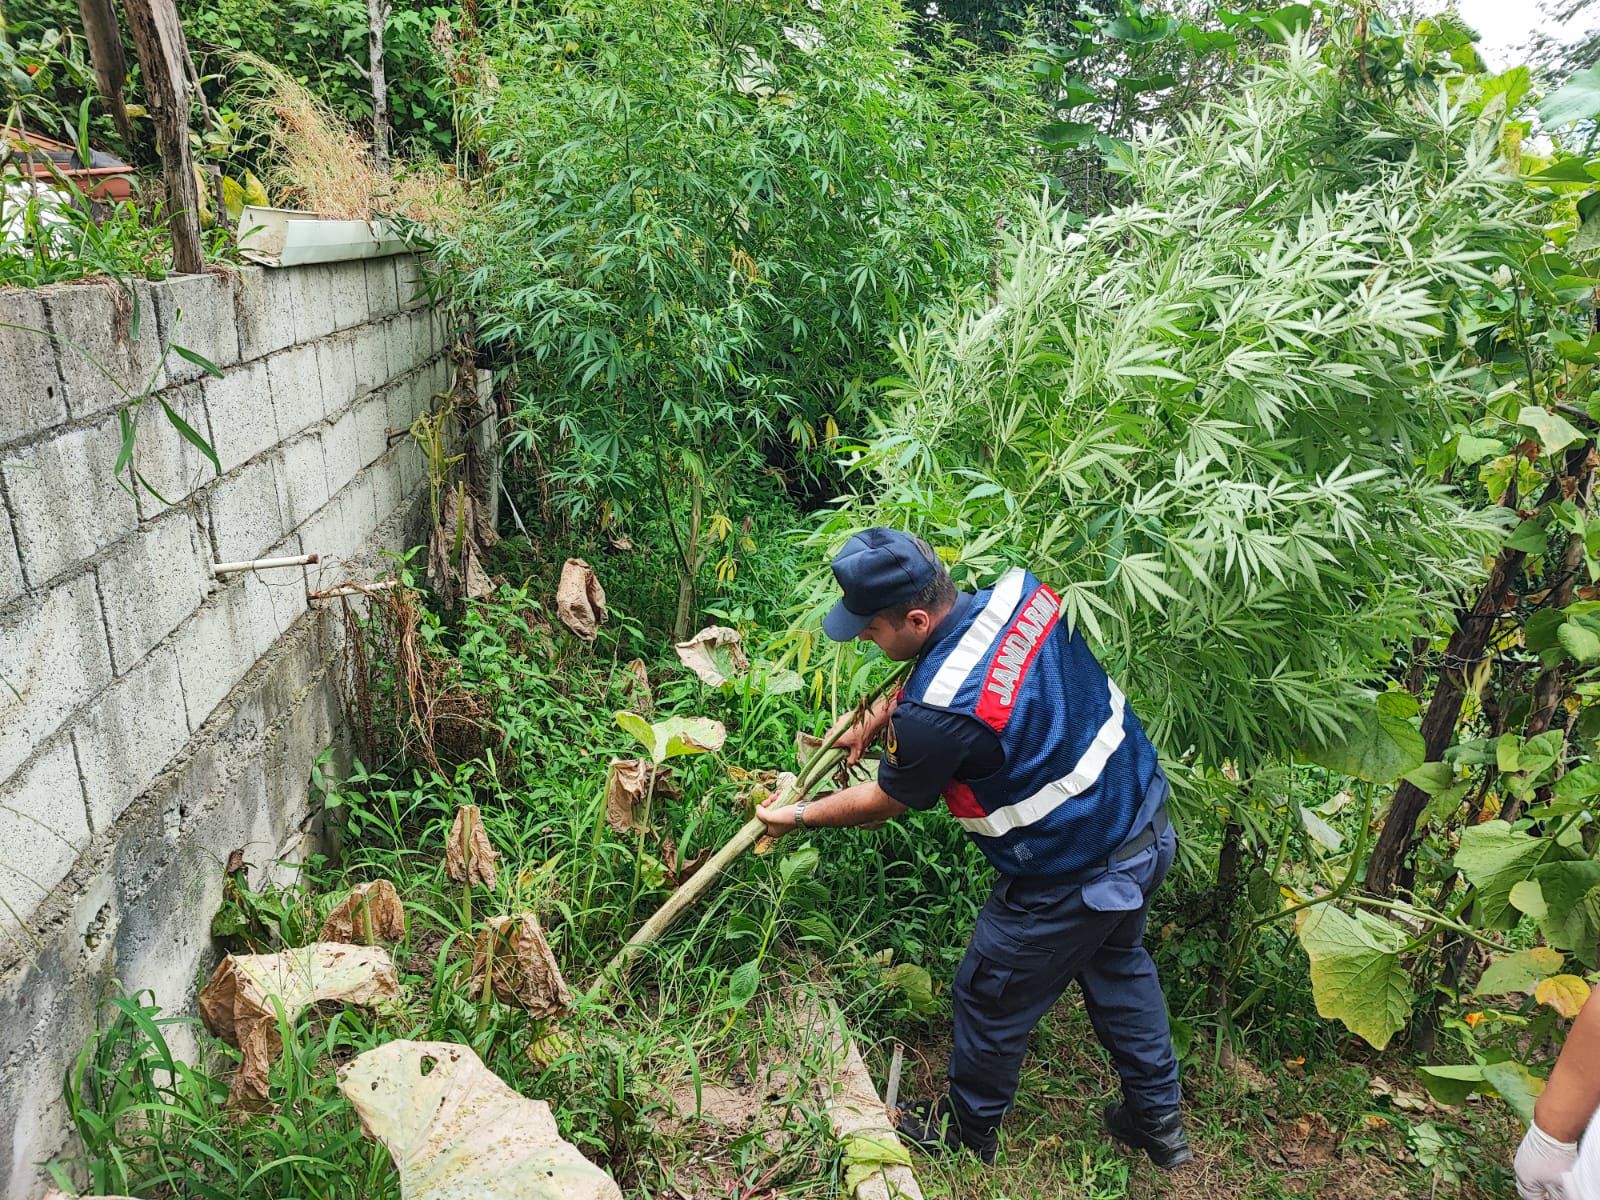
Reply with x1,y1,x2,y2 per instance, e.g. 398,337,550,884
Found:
1439,0,1599,69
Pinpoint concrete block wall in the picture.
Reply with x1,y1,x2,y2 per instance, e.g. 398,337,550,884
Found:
0,255,475,1199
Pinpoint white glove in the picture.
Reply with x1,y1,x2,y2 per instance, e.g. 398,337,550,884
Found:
1517,1122,1579,1199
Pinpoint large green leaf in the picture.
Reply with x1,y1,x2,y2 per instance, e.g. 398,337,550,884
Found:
1520,405,1585,455
1294,905,1413,1050
1540,62,1600,128
1482,1061,1546,1124
882,962,936,1015
1532,860,1600,967
1454,821,1568,928
1416,1063,1485,1107
615,711,727,765
1475,947,1565,996
1301,708,1424,784
1554,762,1600,806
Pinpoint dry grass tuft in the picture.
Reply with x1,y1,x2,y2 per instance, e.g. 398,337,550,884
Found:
229,53,466,227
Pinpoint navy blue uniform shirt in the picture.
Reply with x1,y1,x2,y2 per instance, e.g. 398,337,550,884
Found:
876,591,1004,810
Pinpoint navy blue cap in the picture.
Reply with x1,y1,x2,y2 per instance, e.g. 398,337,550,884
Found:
822,528,937,641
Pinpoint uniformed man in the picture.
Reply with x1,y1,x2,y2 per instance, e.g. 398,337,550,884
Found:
756,528,1189,1168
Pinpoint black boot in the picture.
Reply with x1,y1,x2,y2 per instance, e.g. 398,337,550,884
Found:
897,1096,999,1165
1102,1102,1192,1169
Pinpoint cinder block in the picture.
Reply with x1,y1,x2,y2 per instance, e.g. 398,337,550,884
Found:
278,431,330,530
329,261,369,332
0,289,67,448
0,738,91,938
169,583,256,730
241,559,308,659
95,508,209,672
265,341,325,439
395,255,428,309
0,512,22,610
155,272,241,385
1,413,137,585
351,321,389,397
371,444,404,521
352,390,390,469
205,453,287,564
43,277,164,420
0,573,113,781
364,256,400,318
382,312,420,380
411,309,436,368
301,473,377,578
315,332,358,418
234,265,297,361
71,643,190,833
132,382,218,520
429,353,454,403
323,406,363,497
199,359,276,474
290,264,338,342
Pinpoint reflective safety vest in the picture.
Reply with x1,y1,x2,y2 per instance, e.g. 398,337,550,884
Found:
901,567,1160,878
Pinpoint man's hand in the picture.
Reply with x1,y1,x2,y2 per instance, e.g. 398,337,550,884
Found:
1516,1123,1578,1199
755,801,799,838
824,707,879,768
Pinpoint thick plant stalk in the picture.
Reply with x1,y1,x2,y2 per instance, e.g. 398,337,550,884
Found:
589,752,837,998
589,667,908,998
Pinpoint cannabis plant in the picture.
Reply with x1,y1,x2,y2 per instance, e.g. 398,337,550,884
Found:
828,34,1524,770
435,0,1040,637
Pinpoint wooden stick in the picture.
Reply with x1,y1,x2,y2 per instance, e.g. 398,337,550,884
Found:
308,579,398,600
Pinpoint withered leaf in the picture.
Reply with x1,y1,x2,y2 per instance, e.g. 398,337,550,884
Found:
674,625,750,687
319,879,406,944
427,486,496,608
446,804,498,888
622,657,653,716
471,912,573,1019
339,1039,621,1200
199,943,400,1109
556,557,607,642
604,758,649,833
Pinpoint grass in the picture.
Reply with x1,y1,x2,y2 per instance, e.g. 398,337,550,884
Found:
49,549,1523,1199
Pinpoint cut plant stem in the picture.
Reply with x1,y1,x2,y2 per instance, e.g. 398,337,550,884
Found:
587,667,907,999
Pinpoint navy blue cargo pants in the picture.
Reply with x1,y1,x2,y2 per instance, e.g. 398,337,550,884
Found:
947,782,1181,1128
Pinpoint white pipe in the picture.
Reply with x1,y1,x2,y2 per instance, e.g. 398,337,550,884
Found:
213,553,320,575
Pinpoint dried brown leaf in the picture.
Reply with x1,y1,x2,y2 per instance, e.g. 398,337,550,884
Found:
471,912,573,1019
556,557,607,642
622,658,653,716
446,805,499,888
199,943,400,1109
338,1039,621,1199
674,625,750,687
605,758,650,833
319,880,406,944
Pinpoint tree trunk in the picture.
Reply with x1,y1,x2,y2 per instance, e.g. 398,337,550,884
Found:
77,0,132,147
367,0,391,171
1206,817,1245,1018
671,482,703,641
1369,448,1592,895
1367,548,1523,895
123,0,204,273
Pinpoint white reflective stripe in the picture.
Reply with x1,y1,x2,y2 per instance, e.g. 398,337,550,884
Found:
922,568,1027,708
955,679,1127,838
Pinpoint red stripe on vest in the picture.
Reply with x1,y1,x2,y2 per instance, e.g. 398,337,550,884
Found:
973,584,1062,732
943,780,986,819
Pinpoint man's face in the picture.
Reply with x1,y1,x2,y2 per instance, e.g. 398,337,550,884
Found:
856,609,936,661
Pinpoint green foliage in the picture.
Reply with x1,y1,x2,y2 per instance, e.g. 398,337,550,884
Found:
1293,903,1412,1051
177,0,459,158
435,0,1041,633
829,33,1517,769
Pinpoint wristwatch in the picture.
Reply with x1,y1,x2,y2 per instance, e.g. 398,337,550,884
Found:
793,798,812,830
